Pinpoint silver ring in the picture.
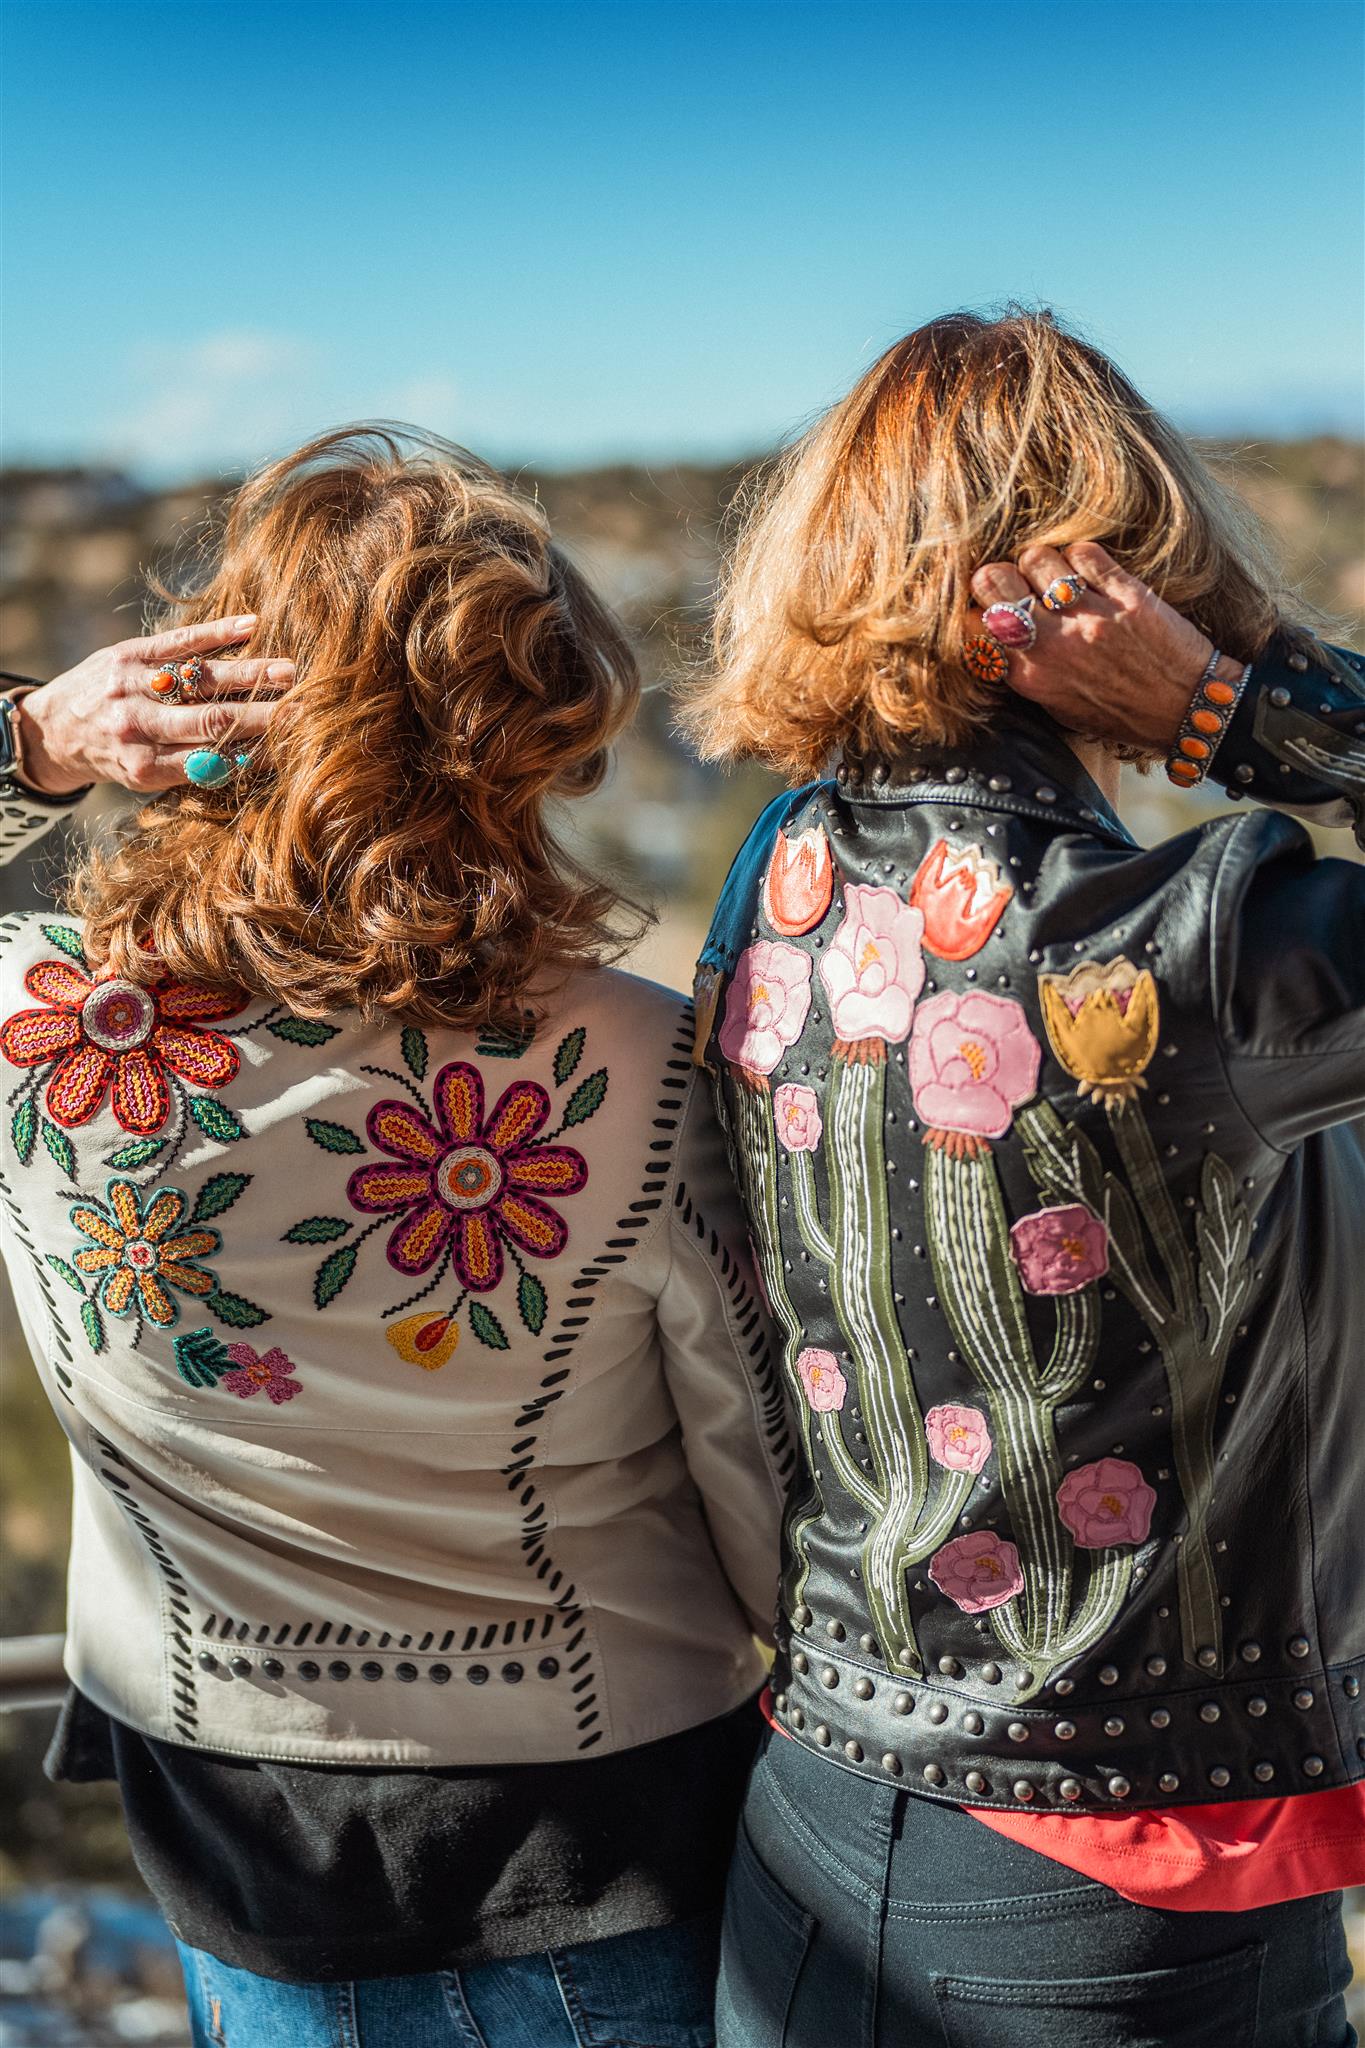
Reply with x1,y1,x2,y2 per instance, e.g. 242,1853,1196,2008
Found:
980,598,1037,653
1042,575,1087,613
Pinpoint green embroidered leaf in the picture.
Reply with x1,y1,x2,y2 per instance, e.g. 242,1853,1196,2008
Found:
188,1096,245,1143
305,1117,365,1155
553,1026,586,1087
267,1016,341,1047
40,1119,76,1178
517,1271,547,1336
401,1025,428,1081
190,1172,251,1223
313,1242,358,1308
205,1288,270,1329
80,1297,105,1355
475,1021,534,1060
173,1325,233,1388
106,1136,166,1170
282,1215,352,1245
1195,1153,1253,1356
469,1301,510,1350
560,1069,608,1128
45,1253,86,1295
11,1096,36,1166
40,923,88,968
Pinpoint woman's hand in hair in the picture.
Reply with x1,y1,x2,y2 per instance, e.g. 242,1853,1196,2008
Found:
971,542,1236,755
15,617,292,796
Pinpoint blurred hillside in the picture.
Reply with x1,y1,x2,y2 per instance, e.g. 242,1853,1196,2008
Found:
1,437,1362,1901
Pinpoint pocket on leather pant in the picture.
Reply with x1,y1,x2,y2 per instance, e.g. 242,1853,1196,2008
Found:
715,1818,815,2048
933,1940,1265,2048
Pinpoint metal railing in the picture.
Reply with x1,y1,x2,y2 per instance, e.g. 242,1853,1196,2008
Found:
0,1633,67,1710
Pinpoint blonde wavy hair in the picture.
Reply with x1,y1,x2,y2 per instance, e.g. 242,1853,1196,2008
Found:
684,309,1298,778
72,427,644,1027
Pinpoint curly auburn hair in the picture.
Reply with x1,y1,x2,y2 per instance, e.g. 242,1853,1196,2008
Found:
71,427,645,1028
684,309,1300,779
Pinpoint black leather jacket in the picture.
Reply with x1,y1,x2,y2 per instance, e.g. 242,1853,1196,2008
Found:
698,639,1365,1814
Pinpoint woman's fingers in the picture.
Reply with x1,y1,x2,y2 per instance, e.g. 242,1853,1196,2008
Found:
172,657,293,698
1064,541,1149,607
970,562,1032,608
143,698,276,748
1016,544,1091,605
136,614,259,663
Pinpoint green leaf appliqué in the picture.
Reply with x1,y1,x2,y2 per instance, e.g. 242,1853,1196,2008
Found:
313,1242,359,1307
267,1017,341,1047
401,1026,428,1081
475,1022,534,1060
205,1288,270,1329
517,1272,548,1335
106,1136,166,1171
190,1172,252,1224
174,1326,234,1388
80,1298,105,1354
45,1253,86,1294
553,1027,586,1087
41,1119,76,1177
469,1302,510,1350
282,1216,352,1245
305,1118,365,1156
561,1069,608,1128
40,924,88,968
189,1096,244,1143
11,1097,36,1167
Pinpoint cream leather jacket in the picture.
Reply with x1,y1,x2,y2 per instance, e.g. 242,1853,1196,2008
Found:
0,907,790,1765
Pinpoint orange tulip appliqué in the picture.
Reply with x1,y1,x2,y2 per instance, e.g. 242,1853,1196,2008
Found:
762,826,835,937
909,839,1013,961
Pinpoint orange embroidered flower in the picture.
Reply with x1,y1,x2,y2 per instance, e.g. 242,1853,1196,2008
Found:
1,958,244,1134
909,838,1013,961
762,826,835,936
70,1178,220,1327
1038,956,1160,1107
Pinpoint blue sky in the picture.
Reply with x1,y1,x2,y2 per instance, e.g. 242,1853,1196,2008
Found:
2,0,1362,477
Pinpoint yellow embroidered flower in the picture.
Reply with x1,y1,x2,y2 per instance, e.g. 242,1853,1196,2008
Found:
386,1312,460,1370
1038,956,1160,1108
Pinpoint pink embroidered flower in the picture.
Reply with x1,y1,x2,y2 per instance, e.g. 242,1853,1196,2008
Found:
718,943,813,1077
348,1063,588,1288
797,1347,847,1412
221,1344,302,1405
1056,1458,1157,1548
908,990,1041,1152
818,885,925,1047
925,1402,993,1474
773,1082,822,1153
928,1531,1024,1613
1010,1204,1109,1294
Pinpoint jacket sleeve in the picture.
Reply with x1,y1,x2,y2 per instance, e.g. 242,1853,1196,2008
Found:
655,1068,793,1643
1209,637,1365,850
1211,807,1365,1148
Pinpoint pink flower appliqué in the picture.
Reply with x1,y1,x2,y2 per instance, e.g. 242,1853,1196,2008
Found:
221,1344,302,1405
925,1402,992,1474
1056,1458,1157,1548
928,1530,1024,1614
797,1347,847,1413
773,1082,822,1152
908,990,1041,1153
1010,1204,1109,1294
718,943,813,1078
818,885,925,1047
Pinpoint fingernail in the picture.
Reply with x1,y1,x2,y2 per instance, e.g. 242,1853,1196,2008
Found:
267,661,295,682
233,614,258,628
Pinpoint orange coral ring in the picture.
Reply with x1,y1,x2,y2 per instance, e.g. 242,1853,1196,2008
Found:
963,634,1010,685
148,654,203,704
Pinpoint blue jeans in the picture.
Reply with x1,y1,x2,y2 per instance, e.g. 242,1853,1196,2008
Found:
718,1730,1356,2047
177,1913,721,2046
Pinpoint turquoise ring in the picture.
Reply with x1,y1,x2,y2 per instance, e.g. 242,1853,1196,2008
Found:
184,749,250,789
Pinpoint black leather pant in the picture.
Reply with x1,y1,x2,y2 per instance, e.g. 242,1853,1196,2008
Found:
718,1729,1356,2048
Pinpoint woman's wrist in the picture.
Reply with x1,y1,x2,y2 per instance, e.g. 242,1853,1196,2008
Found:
11,687,91,796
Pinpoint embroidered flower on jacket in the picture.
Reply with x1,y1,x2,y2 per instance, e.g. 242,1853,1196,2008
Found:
909,839,1013,961
71,1179,220,1326
763,826,835,937
773,1082,823,1153
1009,1204,1109,1295
221,1343,302,1404
385,1312,461,1371
347,1062,588,1289
819,885,925,1050
1,956,243,1134
925,1402,993,1474
908,990,1041,1155
928,1530,1025,1614
796,1347,847,1412
718,942,813,1079
1038,956,1160,1108
1056,1458,1157,1548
